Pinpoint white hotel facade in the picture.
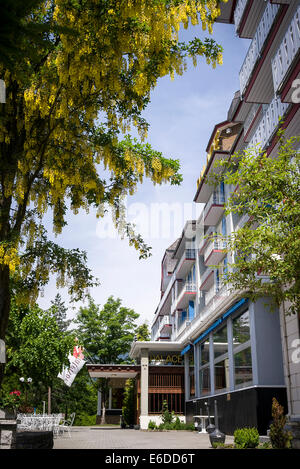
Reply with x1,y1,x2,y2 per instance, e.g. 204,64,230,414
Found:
137,0,300,442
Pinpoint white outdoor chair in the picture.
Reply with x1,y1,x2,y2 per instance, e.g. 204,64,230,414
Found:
58,412,76,437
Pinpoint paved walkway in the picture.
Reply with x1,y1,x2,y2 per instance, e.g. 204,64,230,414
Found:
53,426,234,449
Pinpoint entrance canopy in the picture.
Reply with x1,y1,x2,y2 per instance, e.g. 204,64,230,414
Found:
87,364,139,380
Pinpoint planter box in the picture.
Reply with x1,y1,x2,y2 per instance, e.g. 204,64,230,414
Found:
16,431,54,449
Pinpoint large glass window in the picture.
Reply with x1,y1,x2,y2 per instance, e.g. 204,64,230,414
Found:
234,347,253,388
213,324,228,359
200,341,209,366
213,324,229,393
199,341,210,396
215,358,230,392
232,310,250,347
199,367,210,396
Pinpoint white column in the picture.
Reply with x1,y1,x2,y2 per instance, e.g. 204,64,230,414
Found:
140,348,149,429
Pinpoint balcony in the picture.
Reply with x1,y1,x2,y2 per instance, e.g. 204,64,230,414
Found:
203,191,225,226
174,249,196,279
199,267,214,292
173,282,196,311
199,226,216,255
234,0,248,34
272,5,300,100
159,315,172,335
243,103,262,141
248,95,290,150
204,237,227,267
174,284,231,343
240,3,280,97
204,284,219,306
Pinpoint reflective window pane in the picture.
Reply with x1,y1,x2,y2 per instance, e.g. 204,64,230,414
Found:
213,325,228,359
200,342,210,367
214,358,230,392
233,310,250,347
234,347,253,388
199,367,210,396
189,371,195,397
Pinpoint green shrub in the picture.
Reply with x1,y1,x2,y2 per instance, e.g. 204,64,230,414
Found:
269,398,292,449
184,423,196,431
148,420,157,430
74,413,97,426
234,427,260,449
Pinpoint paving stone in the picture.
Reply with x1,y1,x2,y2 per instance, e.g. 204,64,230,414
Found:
53,427,234,450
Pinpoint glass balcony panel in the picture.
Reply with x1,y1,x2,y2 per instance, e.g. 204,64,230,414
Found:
234,0,248,32
240,3,280,95
272,6,300,93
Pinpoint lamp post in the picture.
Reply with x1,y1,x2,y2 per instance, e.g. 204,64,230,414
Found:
209,400,226,447
205,401,215,434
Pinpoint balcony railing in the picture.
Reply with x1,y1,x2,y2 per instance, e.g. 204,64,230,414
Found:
199,226,216,254
203,237,227,266
272,5,300,93
234,0,248,33
243,103,261,139
159,315,172,332
248,95,290,150
203,191,225,225
172,281,196,313
240,3,280,96
199,267,214,291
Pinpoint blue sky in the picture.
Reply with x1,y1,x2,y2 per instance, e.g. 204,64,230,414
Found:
38,21,250,327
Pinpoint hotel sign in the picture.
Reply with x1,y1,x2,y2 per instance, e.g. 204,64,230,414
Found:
149,353,193,366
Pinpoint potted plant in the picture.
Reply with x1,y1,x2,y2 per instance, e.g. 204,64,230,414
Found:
0,390,22,419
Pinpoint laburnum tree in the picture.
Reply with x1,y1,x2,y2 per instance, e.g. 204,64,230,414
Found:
0,0,227,385
208,133,300,316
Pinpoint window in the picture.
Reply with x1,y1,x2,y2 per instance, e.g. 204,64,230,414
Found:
200,342,209,366
213,324,229,393
233,310,250,347
213,324,228,359
215,358,230,392
232,310,253,389
199,341,210,396
199,367,210,396
234,347,253,388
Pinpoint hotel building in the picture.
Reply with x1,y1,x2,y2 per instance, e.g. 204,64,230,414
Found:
88,0,300,444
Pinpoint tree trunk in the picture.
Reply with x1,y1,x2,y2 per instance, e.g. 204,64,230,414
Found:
100,399,106,425
0,265,11,389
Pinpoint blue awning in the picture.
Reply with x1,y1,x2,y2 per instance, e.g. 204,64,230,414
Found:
180,344,191,356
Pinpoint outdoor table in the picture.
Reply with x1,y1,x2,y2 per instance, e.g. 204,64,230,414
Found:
193,415,214,434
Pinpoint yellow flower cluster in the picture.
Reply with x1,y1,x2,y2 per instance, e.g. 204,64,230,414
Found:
0,0,225,262
0,244,20,273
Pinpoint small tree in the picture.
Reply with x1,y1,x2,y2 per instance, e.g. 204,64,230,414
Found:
269,398,292,449
122,379,135,427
